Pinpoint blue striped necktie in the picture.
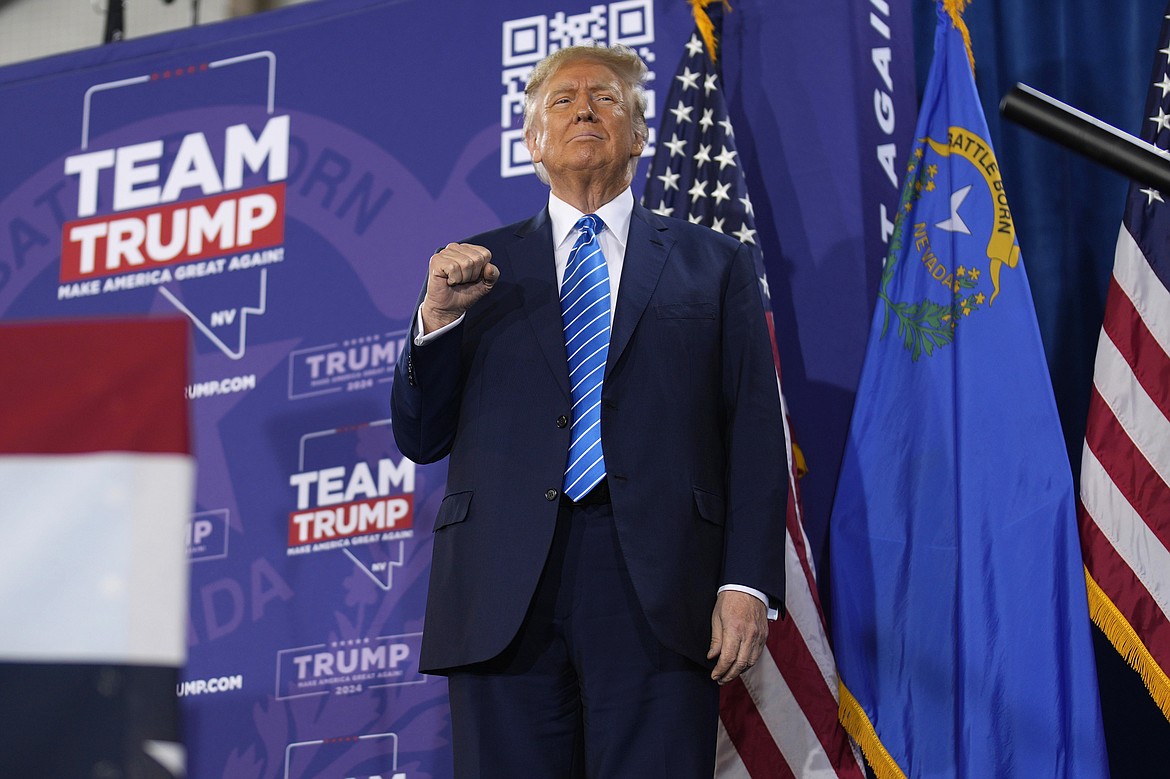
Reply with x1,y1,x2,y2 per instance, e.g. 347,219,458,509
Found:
561,214,611,501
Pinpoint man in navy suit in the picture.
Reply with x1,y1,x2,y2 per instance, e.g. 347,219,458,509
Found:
391,44,786,778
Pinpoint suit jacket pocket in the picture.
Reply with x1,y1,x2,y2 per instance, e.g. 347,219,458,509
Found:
433,490,473,531
656,302,717,320
692,486,726,526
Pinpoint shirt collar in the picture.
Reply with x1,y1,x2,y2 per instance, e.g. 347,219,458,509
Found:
548,188,634,252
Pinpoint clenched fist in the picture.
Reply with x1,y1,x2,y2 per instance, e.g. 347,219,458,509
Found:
420,243,500,333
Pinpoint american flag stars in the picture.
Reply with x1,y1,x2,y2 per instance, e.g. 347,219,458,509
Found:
1078,6,1170,729
657,168,681,192
1149,106,1170,132
644,21,865,777
676,66,700,91
688,178,708,203
711,181,732,205
643,34,760,251
1156,72,1170,98
732,223,756,245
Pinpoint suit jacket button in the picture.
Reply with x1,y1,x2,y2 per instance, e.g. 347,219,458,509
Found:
545,489,559,501
556,415,568,428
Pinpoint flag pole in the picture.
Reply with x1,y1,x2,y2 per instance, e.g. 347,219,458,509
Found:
102,0,125,43
1001,83,1170,192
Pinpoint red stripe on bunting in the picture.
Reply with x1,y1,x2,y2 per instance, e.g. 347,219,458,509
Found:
0,318,190,455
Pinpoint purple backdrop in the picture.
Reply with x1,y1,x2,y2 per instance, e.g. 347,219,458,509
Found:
0,0,913,775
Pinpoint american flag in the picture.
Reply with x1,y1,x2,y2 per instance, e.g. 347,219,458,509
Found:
641,6,865,776
1077,2,1170,723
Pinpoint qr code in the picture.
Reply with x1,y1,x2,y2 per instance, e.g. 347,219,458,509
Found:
499,0,657,178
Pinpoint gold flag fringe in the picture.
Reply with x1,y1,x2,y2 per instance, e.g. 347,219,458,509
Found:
793,441,808,479
942,0,976,73
1084,568,1170,722
838,682,908,779
688,0,729,63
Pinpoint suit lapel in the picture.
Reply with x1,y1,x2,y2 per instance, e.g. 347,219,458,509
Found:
609,204,671,372
501,203,672,399
503,209,572,402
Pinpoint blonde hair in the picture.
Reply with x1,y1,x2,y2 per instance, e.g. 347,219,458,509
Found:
523,45,649,183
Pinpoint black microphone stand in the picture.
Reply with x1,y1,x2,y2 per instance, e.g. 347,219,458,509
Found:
1001,83,1170,192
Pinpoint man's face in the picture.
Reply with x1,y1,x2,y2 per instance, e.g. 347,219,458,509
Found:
526,59,644,187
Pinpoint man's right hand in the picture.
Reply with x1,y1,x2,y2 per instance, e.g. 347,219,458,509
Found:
420,243,499,333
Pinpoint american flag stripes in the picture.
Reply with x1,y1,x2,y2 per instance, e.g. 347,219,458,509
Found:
641,4,865,775
717,387,865,779
1077,2,1170,723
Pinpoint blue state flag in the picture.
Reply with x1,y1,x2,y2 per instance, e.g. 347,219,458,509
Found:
828,4,1110,777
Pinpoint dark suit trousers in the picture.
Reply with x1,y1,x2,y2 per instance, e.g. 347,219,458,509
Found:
446,499,720,778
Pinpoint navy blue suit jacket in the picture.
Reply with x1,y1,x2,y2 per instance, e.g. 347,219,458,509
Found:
391,203,787,674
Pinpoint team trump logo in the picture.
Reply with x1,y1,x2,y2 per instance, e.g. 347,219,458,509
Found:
287,457,415,549
286,419,418,591
60,115,288,283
